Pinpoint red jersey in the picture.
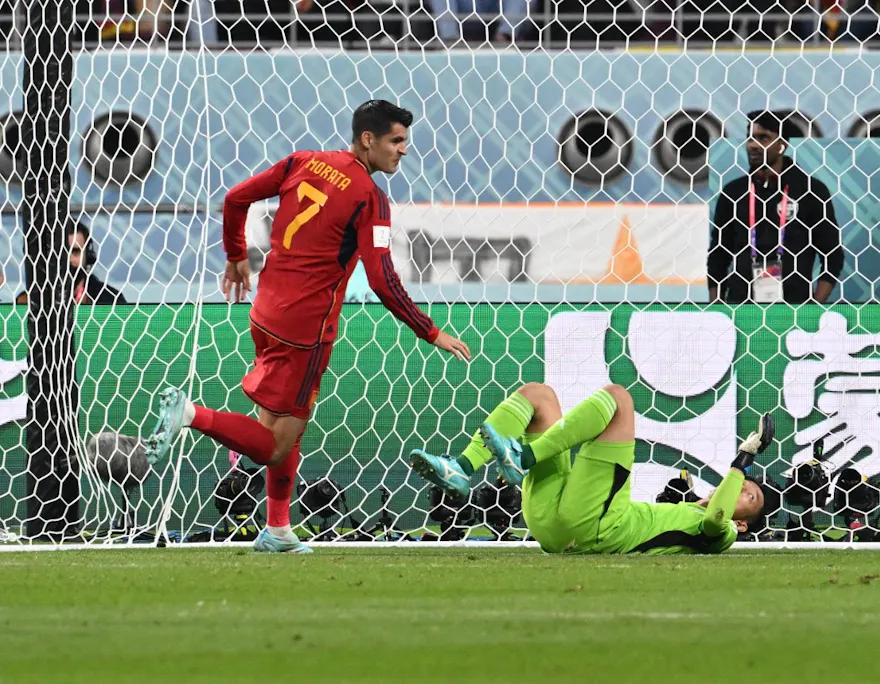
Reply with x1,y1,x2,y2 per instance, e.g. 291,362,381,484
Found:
223,150,439,348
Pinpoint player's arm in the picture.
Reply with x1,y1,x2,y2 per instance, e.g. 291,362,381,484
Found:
357,188,470,359
222,154,298,262
701,469,744,537
702,413,775,537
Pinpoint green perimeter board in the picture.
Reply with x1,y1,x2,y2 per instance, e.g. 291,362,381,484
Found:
1,303,879,533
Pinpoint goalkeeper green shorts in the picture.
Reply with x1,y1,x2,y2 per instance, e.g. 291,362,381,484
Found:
522,440,636,554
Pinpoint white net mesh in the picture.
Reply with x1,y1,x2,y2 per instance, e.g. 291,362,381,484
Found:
1,2,880,548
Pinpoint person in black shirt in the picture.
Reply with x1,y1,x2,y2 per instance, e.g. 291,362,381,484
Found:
707,110,843,304
67,222,126,304
15,221,126,305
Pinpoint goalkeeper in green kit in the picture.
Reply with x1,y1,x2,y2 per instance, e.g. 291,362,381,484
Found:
410,383,773,554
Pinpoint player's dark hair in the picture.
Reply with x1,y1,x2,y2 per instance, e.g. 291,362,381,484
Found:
744,475,782,534
747,110,785,139
351,100,413,144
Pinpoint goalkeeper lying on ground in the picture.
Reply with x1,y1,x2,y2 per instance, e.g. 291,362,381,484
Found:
410,383,773,554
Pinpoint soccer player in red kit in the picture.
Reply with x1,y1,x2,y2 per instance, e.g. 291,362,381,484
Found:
145,100,470,553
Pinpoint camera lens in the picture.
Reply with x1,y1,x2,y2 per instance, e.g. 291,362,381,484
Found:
796,463,819,488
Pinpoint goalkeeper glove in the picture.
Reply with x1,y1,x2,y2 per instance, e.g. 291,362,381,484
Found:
731,413,775,472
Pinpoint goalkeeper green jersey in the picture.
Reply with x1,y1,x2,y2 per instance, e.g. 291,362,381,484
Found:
605,501,739,555
527,440,745,556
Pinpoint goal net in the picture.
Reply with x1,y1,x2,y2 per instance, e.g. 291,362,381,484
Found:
1,2,880,549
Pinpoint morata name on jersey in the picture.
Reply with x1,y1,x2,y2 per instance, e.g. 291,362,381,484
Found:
304,158,352,190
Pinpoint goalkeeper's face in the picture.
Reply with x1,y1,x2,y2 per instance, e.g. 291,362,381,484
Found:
705,478,764,532
367,123,408,174
732,479,764,532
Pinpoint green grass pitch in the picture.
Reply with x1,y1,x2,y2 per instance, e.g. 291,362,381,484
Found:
1,548,878,683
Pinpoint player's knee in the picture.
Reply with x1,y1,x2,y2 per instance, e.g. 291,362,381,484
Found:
596,384,635,442
266,419,306,465
267,451,287,467
269,437,298,466
602,383,632,416
516,382,559,413
267,436,292,466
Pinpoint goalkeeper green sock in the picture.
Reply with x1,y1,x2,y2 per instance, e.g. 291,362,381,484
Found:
521,388,617,468
457,391,535,474
521,433,541,447
519,432,541,468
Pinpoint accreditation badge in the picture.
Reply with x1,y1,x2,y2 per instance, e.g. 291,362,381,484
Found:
751,261,783,303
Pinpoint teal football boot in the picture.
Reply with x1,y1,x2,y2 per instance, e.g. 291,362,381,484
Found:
409,449,471,498
253,529,314,554
144,387,189,465
480,422,525,486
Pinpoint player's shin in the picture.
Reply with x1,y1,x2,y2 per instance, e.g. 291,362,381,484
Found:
457,391,535,474
522,389,617,468
190,405,276,465
267,436,302,537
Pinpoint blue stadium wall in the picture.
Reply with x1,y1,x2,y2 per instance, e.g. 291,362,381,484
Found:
1,51,879,302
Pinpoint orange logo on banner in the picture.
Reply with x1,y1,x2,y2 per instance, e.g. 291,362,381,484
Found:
599,216,653,285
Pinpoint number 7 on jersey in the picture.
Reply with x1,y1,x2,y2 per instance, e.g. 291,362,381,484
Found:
284,181,328,248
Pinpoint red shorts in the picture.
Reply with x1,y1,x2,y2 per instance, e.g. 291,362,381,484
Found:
242,322,333,419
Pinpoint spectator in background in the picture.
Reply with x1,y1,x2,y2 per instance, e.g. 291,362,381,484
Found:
845,0,879,42
67,222,127,304
186,0,314,46
786,0,878,44
432,0,529,44
94,0,173,43
707,110,843,304
94,0,137,42
186,0,220,46
139,0,174,39
15,222,127,306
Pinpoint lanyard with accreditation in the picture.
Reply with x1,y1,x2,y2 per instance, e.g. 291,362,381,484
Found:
749,182,789,303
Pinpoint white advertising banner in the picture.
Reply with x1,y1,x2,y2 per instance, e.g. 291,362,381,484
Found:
389,203,708,286
244,202,710,289
544,310,737,502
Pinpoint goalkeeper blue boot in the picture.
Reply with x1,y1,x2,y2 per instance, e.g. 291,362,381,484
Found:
144,387,190,465
480,422,525,486
409,449,471,498
253,529,314,554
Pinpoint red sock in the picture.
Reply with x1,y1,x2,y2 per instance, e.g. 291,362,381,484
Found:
267,437,302,528
190,405,275,466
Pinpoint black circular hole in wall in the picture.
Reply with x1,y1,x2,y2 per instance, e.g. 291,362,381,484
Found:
82,112,158,186
653,110,724,186
558,109,633,185
847,110,880,138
